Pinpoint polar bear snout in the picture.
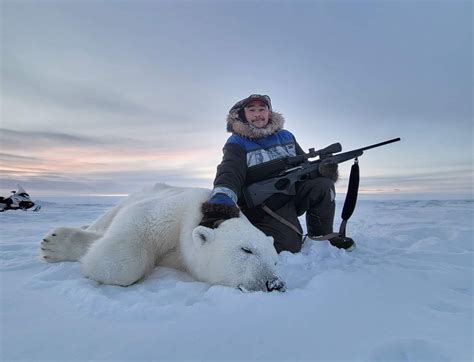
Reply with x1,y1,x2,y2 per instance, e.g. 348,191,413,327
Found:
238,275,286,293
266,276,286,292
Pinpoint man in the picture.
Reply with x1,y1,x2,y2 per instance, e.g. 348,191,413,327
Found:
200,94,354,253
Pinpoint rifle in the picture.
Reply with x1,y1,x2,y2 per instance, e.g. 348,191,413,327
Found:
243,138,401,208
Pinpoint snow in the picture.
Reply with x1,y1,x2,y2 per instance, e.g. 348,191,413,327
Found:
1,197,472,361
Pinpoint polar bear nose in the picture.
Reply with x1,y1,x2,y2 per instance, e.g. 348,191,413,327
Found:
266,277,286,292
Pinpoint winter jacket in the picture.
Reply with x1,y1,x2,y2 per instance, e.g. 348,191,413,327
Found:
210,103,305,210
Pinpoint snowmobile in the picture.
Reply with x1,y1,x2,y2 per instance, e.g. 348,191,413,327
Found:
0,184,41,212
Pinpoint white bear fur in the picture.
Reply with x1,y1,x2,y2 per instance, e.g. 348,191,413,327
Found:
40,184,283,291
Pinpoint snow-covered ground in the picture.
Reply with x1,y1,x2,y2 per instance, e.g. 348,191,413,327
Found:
1,196,472,361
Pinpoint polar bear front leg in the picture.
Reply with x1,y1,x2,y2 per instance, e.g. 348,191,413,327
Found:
80,234,157,287
40,227,102,262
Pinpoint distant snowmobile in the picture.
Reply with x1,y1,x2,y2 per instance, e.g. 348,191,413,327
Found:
0,184,41,212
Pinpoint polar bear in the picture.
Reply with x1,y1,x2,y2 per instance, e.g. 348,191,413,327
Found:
40,184,285,292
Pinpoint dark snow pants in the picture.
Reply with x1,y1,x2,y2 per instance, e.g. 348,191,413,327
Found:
246,177,336,253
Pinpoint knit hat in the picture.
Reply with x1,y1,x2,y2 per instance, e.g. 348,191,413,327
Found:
229,94,272,113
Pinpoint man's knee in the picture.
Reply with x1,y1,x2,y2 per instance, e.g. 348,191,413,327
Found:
302,177,335,199
295,177,335,215
309,176,335,189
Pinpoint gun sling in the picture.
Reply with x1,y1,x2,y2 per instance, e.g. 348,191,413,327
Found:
338,159,360,237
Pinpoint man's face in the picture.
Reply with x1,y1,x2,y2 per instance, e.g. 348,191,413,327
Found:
244,100,270,128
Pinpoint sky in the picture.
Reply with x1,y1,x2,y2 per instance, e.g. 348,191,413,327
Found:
1,0,472,198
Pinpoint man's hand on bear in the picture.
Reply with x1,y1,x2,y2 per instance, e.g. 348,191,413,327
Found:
199,193,240,229
318,158,339,181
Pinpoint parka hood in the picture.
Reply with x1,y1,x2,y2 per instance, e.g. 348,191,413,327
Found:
226,94,285,139
226,111,285,139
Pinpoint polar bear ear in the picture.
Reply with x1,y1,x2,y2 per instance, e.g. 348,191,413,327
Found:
192,225,216,246
267,236,274,244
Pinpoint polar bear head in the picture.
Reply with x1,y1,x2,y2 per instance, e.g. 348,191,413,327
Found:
187,216,285,292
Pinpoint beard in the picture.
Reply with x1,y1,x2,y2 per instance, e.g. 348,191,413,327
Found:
249,118,269,129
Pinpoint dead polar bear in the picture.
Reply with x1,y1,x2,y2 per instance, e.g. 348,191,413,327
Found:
40,183,286,292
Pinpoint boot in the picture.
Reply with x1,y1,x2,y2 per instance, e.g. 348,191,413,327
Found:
306,211,334,238
307,233,356,251
307,212,356,251
328,236,356,251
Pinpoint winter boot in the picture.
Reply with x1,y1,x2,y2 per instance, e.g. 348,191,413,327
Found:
306,211,334,239
306,212,356,251
328,235,356,251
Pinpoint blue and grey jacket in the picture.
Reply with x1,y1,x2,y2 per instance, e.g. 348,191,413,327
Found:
209,102,304,208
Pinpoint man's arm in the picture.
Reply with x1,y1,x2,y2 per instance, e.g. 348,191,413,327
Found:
199,142,247,228
212,142,247,202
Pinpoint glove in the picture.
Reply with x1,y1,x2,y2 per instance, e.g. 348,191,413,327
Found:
318,158,339,181
199,193,240,228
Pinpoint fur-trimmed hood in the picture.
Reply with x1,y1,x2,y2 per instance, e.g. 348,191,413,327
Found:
226,110,285,140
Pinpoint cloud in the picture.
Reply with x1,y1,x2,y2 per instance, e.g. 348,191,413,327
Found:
0,153,41,162
0,128,106,149
2,60,154,117
2,156,472,197
1,58,212,132
0,127,220,195
0,128,188,153
337,168,473,196
0,167,213,196
1,127,471,197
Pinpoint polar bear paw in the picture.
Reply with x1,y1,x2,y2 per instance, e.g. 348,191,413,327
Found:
40,227,100,263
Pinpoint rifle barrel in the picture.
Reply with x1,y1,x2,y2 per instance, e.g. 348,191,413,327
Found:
351,137,401,153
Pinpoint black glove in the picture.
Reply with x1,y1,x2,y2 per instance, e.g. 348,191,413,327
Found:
199,194,240,228
318,158,339,181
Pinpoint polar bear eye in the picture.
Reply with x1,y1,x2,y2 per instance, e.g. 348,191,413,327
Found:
241,247,253,255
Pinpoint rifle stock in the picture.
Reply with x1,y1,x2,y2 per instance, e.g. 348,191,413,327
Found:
242,138,400,208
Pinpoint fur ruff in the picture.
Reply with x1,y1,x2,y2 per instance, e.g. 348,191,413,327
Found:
226,111,285,139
